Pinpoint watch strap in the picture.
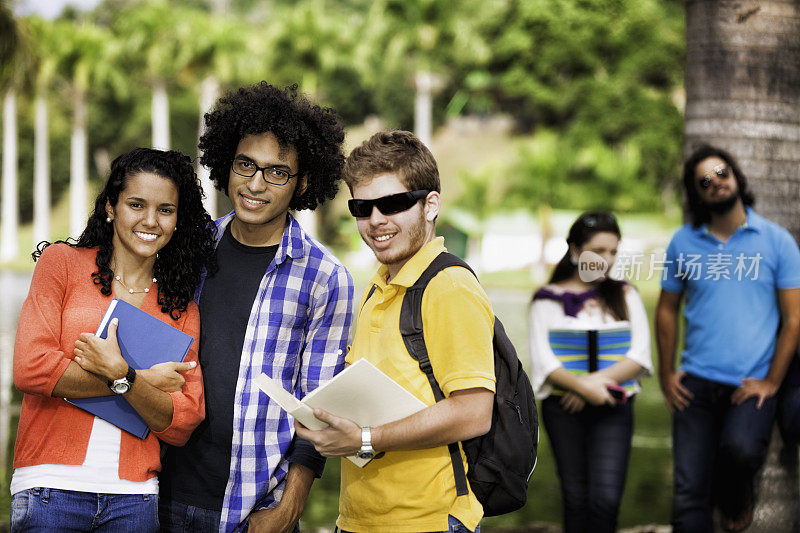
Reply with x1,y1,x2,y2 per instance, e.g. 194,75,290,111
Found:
107,365,135,389
125,365,136,384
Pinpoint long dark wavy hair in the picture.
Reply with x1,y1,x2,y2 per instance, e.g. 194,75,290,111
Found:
546,211,628,321
33,147,217,320
683,144,755,227
199,82,345,211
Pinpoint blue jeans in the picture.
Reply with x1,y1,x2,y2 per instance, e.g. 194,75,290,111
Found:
158,498,220,533
337,515,479,533
672,373,776,533
541,396,634,533
158,498,300,533
11,487,158,533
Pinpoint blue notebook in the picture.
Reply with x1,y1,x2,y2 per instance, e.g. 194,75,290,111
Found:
67,298,195,439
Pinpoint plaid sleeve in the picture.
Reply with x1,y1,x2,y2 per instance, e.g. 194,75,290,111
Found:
299,263,354,397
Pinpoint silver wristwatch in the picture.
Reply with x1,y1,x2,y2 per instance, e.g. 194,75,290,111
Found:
108,366,136,395
356,426,375,460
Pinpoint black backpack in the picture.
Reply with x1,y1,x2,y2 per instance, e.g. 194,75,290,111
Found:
398,252,539,517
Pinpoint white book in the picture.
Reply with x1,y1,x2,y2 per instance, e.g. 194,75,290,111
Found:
255,358,427,467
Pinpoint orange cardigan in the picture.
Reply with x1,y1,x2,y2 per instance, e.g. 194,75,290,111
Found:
13,244,205,482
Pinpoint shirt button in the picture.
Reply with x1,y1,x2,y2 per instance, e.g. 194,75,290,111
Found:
718,244,723,249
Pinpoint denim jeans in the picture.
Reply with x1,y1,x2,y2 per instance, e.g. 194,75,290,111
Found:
671,373,777,533
159,498,300,533
11,487,158,533
337,515,479,533
158,498,220,533
541,395,634,533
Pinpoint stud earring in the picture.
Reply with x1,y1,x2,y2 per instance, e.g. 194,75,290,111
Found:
106,217,112,223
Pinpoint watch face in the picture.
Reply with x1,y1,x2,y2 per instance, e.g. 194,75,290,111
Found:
356,448,375,460
112,380,130,394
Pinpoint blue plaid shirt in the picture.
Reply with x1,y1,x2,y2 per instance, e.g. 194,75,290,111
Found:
207,212,353,532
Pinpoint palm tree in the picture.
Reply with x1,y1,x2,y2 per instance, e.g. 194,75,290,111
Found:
25,17,59,247
684,1,800,530
0,0,19,479
0,3,20,263
357,0,484,144
114,1,195,151
54,19,120,239
180,7,248,218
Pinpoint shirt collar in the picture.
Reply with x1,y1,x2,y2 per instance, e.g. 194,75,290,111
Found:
213,211,308,265
369,236,447,290
741,207,762,233
694,206,761,237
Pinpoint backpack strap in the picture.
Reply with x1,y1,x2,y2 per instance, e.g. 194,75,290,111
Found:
360,284,379,315
399,252,476,497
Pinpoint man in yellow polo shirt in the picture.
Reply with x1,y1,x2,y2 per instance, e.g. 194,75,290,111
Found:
295,130,496,532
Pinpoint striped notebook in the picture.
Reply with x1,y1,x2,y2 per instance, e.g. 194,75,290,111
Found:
548,327,635,395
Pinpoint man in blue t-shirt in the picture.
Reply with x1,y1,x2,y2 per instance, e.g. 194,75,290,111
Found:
656,144,800,533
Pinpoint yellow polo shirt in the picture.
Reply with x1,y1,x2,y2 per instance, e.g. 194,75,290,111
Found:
338,237,496,533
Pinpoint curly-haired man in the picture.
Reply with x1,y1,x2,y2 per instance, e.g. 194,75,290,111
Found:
159,83,354,533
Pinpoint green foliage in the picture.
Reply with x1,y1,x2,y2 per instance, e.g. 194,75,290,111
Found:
0,2,20,86
2,0,685,225
452,0,685,213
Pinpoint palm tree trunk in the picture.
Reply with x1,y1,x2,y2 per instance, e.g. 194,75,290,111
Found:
152,79,169,150
1,89,18,263
684,1,800,531
33,93,50,247
70,89,88,239
414,70,433,147
209,0,229,13
198,75,219,218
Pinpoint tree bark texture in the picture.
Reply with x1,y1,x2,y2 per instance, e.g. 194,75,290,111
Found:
684,1,800,531
685,0,800,235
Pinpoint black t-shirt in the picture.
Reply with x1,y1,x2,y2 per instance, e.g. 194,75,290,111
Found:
160,224,324,510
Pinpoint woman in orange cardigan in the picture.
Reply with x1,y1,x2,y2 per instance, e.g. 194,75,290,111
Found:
11,148,215,532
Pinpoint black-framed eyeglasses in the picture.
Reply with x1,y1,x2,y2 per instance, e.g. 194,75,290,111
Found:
348,190,431,218
699,164,730,190
231,157,299,186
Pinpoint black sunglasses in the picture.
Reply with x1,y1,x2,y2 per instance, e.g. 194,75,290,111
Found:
348,190,431,218
699,165,730,189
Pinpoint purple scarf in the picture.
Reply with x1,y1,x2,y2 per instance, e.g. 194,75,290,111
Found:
533,287,599,317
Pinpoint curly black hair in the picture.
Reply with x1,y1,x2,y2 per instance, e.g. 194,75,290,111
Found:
34,147,217,320
683,144,755,227
199,82,345,211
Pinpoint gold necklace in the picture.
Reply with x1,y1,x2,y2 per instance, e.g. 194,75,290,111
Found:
113,274,157,294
